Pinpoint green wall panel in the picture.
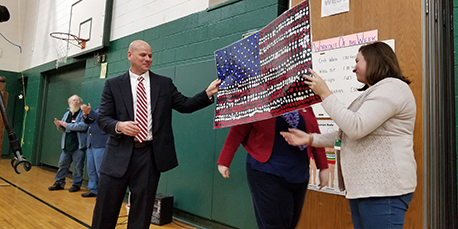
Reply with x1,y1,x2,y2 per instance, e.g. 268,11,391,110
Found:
80,79,106,107
143,27,161,41
153,67,177,196
167,60,217,218
21,73,44,164
198,9,222,26
221,0,246,18
454,8,458,31
154,67,177,83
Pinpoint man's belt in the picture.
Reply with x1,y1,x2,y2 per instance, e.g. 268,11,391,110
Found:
134,140,152,148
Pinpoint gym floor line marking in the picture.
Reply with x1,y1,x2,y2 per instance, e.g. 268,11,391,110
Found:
0,176,91,228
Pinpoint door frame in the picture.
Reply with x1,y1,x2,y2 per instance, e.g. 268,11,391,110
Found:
424,0,458,227
35,61,86,167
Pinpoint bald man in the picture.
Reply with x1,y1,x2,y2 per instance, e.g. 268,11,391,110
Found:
92,40,220,229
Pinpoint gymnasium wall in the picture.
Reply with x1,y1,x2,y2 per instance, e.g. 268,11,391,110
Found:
14,0,289,228
0,0,208,72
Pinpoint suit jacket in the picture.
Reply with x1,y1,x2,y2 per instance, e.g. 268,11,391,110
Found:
217,107,328,170
57,109,88,150
97,70,213,177
84,107,109,149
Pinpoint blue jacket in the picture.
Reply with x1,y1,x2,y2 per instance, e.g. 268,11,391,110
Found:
57,109,88,150
84,107,109,149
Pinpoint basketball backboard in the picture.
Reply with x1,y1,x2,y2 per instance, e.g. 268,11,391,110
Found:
67,0,113,57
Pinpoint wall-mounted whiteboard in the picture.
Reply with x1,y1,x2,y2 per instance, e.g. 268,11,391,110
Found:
311,39,395,117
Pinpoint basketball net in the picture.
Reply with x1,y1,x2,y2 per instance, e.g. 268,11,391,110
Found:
50,32,86,69
52,37,71,69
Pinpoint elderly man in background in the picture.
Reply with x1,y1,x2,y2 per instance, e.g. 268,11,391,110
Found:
48,94,88,192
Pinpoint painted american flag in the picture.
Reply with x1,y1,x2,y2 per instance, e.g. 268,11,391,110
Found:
214,0,321,129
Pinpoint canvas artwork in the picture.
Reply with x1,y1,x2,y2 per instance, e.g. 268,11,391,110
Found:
214,0,320,129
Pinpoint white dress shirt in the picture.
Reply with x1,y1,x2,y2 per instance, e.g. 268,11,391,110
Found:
129,70,153,141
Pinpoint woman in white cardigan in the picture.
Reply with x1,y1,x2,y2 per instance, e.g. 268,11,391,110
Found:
280,42,417,229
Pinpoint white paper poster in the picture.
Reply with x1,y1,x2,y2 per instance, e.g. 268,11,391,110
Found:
311,39,394,117
308,120,345,195
321,0,349,18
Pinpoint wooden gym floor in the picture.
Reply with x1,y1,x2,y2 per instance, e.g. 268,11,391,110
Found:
0,160,195,229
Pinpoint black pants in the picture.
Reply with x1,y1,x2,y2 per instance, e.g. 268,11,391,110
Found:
91,146,160,229
246,163,309,229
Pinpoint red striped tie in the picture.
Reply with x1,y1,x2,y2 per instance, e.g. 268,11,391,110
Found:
135,76,147,142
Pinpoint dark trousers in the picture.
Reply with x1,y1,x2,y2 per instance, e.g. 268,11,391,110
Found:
246,163,309,229
91,146,160,229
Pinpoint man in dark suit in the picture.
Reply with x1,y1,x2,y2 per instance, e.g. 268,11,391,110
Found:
92,40,220,229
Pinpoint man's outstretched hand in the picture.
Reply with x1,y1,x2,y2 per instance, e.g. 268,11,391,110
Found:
206,79,221,97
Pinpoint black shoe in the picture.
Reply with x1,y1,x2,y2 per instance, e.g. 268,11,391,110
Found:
68,185,81,192
48,182,64,191
81,191,97,197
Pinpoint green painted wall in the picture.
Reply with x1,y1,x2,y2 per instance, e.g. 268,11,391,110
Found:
12,0,289,228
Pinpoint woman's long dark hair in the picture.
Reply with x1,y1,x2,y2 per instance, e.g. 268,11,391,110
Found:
358,42,411,91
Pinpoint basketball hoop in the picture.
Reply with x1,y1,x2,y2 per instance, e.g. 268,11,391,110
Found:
50,32,86,68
